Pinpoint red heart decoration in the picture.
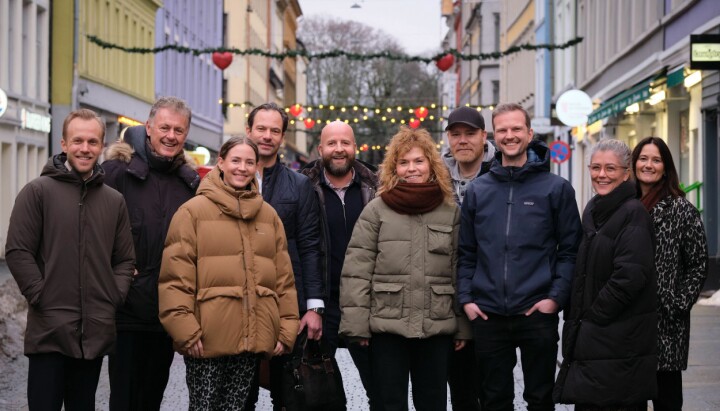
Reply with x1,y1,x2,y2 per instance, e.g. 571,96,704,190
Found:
409,119,421,129
212,52,233,70
304,118,316,128
435,53,454,72
289,104,303,117
414,107,428,119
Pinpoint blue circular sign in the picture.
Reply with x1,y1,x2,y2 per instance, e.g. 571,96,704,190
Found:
549,140,571,164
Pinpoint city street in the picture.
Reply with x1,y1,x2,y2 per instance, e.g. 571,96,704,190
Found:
2,261,720,410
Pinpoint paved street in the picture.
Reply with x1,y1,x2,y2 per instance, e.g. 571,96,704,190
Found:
1,260,719,410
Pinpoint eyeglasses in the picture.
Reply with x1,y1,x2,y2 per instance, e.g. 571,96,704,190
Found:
587,164,629,176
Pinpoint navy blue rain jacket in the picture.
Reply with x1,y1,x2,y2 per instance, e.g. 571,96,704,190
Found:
456,140,582,315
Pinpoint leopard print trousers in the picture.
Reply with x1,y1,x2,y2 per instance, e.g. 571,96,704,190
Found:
185,353,257,411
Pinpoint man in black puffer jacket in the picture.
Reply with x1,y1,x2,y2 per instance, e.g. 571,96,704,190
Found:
102,97,200,411
244,102,323,411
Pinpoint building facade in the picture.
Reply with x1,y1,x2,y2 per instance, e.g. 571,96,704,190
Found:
155,0,224,154
500,0,535,113
50,0,160,153
441,0,501,135
575,0,720,258
222,0,308,162
0,0,51,257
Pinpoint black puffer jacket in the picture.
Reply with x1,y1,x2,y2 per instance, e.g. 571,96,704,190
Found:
261,160,323,312
555,181,657,406
102,125,200,331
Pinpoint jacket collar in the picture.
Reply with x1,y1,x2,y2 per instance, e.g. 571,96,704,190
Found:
489,140,550,181
198,167,263,220
120,125,200,190
43,153,105,187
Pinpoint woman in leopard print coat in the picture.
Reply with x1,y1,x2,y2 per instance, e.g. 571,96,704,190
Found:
632,137,708,411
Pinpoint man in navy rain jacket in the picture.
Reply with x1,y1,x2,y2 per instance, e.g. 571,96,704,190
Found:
457,103,582,411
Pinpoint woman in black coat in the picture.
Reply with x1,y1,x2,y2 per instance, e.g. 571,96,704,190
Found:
632,137,708,411
554,139,657,410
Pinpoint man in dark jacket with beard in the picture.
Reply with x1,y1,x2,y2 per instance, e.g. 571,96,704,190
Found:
102,97,200,411
5,109,135,410
301,120,378,409
244,102,323,411
457,103,582,411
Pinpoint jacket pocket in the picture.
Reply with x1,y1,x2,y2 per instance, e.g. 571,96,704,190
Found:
196,286,246,353
371,283,404,319
427,224,453,255
254,285,281,351
429,284,455,319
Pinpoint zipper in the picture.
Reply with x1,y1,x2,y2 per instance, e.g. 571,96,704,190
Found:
503,182,514,314
78,181,88,356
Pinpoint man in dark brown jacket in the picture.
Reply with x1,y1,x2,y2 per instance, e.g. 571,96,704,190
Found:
5,109,135,411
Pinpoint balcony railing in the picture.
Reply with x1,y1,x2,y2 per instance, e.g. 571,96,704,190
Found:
681,181,703,213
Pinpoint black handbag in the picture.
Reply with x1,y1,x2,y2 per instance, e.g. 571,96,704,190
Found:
281,331,347,411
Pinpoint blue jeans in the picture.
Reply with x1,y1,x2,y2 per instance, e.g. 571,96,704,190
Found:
472,311,559,411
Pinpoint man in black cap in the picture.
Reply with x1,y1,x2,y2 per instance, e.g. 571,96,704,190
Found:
443,106,496,410
443,106,496,206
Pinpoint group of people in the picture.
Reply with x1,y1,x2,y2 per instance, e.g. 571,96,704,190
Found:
4,96,708,411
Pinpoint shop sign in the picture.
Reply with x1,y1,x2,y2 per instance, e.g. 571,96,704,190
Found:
21,108,51,133
556,89,593,127
587,81,650,124
0,88,7,118
690,34,720,70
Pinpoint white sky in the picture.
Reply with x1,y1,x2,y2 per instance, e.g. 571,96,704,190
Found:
297,0,448,56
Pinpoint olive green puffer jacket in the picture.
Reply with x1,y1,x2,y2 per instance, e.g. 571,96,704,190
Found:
339,197,471,340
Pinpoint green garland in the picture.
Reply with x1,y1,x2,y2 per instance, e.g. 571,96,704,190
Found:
222,101,497,112
86,35,583,62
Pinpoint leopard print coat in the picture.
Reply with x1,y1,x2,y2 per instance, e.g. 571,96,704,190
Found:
651,195,708,371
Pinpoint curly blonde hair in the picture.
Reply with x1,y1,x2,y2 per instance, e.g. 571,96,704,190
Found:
377,126,454,204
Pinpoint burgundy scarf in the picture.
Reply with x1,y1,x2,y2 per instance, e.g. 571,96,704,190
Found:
381,182,444,215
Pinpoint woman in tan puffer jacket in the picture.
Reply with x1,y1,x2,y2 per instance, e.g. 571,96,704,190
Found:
159,136,299,410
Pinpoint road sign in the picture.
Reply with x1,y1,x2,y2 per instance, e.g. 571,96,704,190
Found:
549,140,571,164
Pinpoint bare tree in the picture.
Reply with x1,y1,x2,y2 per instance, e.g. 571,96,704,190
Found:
298,17,439,161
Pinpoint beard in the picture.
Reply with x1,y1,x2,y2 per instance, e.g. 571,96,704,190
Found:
322,153,354,177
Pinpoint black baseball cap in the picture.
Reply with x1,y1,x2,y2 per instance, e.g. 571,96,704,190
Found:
445,106,485,131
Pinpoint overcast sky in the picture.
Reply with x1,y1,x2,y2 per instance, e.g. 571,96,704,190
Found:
297,0,448,56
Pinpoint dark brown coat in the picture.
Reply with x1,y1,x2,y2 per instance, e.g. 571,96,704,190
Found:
5,154,135,359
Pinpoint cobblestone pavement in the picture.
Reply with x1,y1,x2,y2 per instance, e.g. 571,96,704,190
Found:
2,261,719,410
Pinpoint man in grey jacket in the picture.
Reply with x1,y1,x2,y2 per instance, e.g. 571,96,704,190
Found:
443,106,495,411
443,106,496,206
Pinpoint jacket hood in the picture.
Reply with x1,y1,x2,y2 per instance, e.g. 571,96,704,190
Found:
490,139,550,181
121,125,149,162
442,141,496,180
105,125,200,190
301,158,379,186
104,141,134,163
198,166,264,220
43,153,105,186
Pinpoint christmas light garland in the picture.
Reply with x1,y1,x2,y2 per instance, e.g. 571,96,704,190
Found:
86,35,583,63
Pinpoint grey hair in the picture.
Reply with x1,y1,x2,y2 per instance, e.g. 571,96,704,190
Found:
589,138,632,168
148,96,192,126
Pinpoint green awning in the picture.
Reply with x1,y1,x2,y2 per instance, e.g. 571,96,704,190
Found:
666,67,685,88
587,80,651,124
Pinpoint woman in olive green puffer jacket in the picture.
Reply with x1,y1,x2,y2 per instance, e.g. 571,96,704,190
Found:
339,127,471,411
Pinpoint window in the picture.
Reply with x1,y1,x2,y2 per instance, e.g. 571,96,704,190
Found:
493,13,500,52
492,81,499,105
